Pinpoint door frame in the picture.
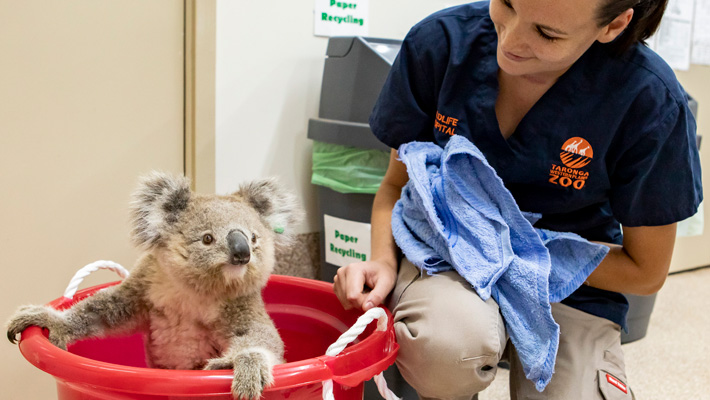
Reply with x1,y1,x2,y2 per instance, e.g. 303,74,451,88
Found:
185,0,216,194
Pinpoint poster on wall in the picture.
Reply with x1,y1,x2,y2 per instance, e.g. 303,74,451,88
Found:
652,0,694,70
691,0,710,65
314,0,369,37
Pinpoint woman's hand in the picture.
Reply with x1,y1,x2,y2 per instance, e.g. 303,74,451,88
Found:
333,259,398,311
333,149,407,311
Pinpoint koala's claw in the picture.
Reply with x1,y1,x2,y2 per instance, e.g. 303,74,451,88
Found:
5,305,67,349
7,329,19,344
6,305,48,344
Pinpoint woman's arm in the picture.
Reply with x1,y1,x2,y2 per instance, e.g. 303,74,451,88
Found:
333,149,409,310
586,223,677,295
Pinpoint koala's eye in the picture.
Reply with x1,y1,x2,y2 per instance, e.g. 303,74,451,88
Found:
202,234,214,245
251,233,257,243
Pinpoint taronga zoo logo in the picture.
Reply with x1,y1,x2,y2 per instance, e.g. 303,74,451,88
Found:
549,137,593,190
560,137,593,168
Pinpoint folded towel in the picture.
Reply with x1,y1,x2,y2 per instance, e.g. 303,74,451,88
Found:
391,135,609,391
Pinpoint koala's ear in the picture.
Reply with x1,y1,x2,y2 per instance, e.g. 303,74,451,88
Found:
130,171,191,248
234,178,303,240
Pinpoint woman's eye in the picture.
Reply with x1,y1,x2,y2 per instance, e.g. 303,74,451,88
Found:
501,0,513,9
202,234,214,245
537,28,558,42
251,233,257,243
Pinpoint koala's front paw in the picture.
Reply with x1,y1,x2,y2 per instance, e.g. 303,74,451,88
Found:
205,350,275,400
6,305,68,349
232,351,275,400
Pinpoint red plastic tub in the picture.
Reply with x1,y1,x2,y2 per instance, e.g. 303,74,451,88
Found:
16,275,398,399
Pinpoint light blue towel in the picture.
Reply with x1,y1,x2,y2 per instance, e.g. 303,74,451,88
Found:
391,135,609,391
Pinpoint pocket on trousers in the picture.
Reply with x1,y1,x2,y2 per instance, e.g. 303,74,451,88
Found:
598,370,633,400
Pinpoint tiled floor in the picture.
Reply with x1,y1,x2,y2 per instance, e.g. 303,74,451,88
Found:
479,267,710,400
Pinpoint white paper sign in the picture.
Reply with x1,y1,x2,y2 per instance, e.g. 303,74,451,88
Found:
324,214,371,268
655,18,693,70
691,0,710,65
654,0,694,70
666,0,695,20
314,0,369,37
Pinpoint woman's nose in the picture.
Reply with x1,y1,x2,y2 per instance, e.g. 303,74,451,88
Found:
500,18,527,52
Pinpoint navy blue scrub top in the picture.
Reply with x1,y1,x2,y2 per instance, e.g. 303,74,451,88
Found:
370,1,703,328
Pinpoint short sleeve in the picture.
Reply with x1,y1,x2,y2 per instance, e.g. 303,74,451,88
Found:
368,26,443,149
610,99,703,226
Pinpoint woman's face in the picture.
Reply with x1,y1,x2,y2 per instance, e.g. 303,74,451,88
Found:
489,0,625,81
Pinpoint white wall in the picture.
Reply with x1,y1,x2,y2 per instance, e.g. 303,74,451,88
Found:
215,0,469,232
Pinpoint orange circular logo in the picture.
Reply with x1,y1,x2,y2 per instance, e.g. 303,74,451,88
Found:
560,137,593,169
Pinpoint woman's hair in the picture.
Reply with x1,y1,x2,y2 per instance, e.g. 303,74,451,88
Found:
596,0,668,55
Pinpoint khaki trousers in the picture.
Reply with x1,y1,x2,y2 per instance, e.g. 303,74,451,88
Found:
388,259,634,400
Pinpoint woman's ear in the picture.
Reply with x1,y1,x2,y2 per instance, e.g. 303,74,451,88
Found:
597,8,634,43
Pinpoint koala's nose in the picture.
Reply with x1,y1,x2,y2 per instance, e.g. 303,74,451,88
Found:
227,230,251,265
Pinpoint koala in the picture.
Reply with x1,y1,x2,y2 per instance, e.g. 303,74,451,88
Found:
6,171,302,400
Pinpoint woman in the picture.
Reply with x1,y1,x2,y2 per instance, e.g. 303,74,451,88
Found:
334,0,702,399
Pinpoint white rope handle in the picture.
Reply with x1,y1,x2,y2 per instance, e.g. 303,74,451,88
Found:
63,260,130,299
322,307,401,400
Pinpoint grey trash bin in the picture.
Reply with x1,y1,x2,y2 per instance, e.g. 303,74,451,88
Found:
308,35,398,282
308,36,419,400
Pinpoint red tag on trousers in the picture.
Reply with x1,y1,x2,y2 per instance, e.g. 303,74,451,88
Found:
606,373,628,394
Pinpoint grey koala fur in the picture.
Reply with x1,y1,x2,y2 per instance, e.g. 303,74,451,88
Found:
6,171,303,400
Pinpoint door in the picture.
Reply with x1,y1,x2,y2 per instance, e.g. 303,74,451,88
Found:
0,1,185,397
